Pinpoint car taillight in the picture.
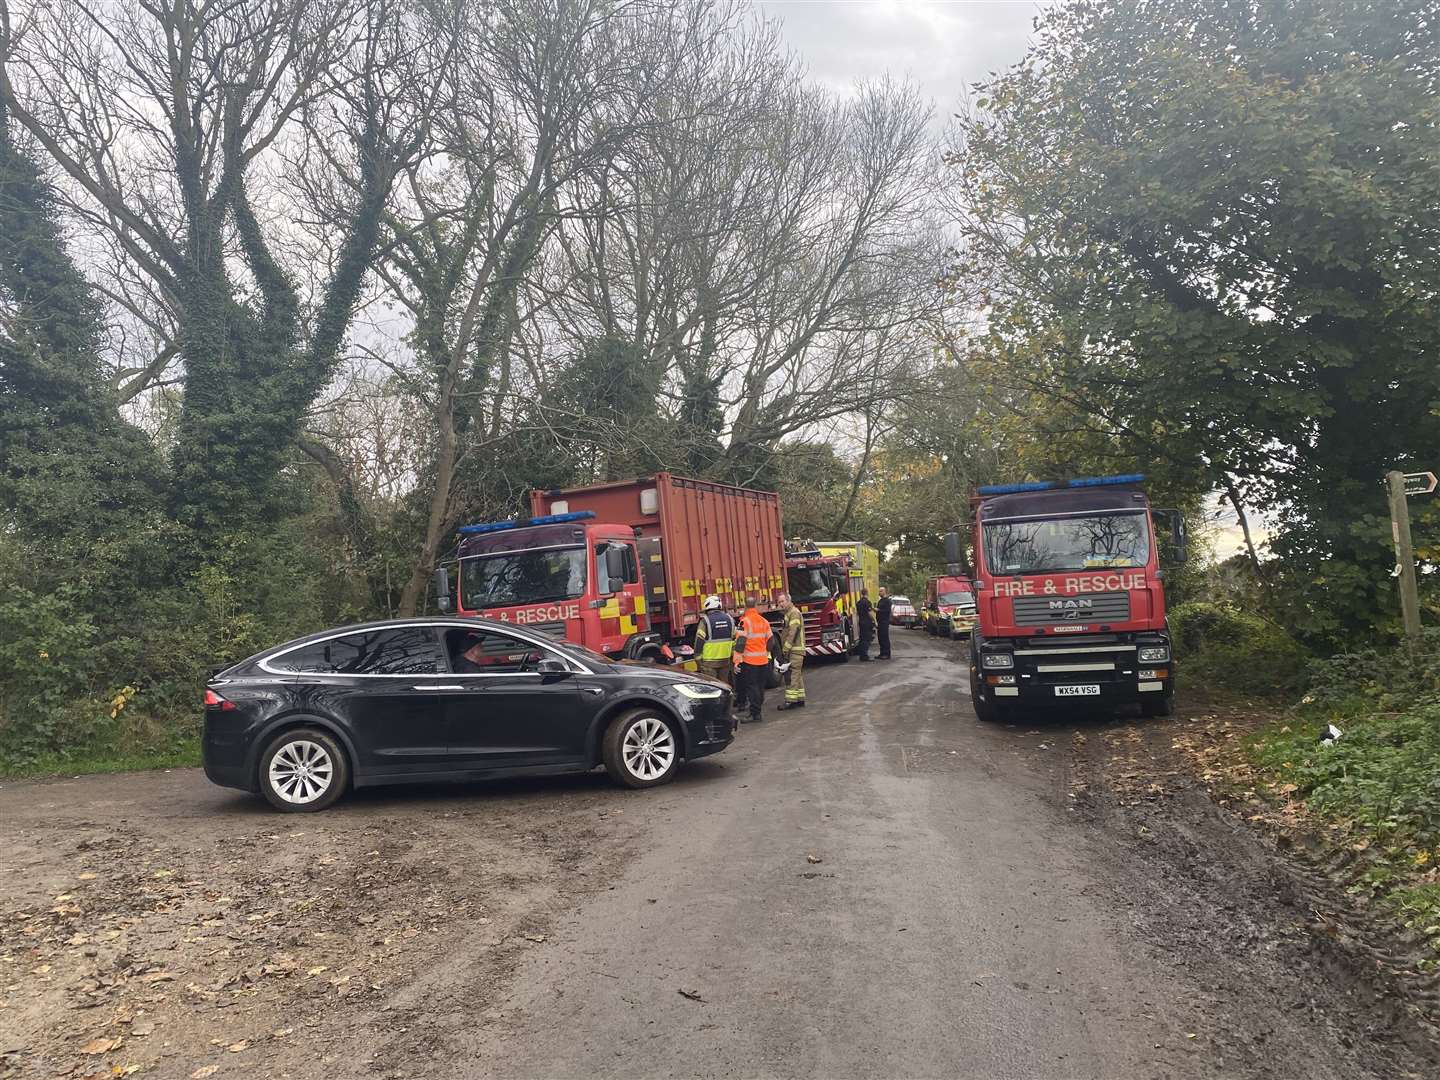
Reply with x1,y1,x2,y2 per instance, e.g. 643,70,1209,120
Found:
204,689,236,711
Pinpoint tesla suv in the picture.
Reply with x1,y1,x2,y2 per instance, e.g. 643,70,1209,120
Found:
202,618,735,811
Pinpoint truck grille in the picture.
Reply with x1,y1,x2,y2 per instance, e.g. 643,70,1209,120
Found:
1012,592,1130,627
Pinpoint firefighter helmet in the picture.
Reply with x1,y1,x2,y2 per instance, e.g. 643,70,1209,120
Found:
703,594,722,611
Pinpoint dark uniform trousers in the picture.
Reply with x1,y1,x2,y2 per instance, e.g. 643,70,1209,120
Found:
734,662,767,721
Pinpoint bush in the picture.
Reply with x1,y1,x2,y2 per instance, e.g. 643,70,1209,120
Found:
1169,600,1310,697
0,588,108,762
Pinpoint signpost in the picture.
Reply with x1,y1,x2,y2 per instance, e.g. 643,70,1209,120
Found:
1386,470,1429,640
1403,471,1438,497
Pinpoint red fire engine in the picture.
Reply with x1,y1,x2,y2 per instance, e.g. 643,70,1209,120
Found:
958,474,1186,721
437,474,787,664
782,540,855,660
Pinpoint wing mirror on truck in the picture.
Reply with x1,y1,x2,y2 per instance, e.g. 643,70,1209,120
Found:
943,530,971,577
595,543,628,596
432,566,453,612
1152,510,1189,568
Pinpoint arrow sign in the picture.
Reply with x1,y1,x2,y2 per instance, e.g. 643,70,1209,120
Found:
1402,471,1437,496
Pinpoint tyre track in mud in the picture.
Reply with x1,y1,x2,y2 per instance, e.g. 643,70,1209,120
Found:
1058,703,1440,1079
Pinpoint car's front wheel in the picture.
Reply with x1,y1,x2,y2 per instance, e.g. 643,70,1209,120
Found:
603,710,680,789
258,728,349,812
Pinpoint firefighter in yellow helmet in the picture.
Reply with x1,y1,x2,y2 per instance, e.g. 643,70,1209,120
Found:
776,593,806,709
694,595,734,685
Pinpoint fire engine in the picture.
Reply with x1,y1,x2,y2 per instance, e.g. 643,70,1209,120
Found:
782,540,855,659
958,474,1186,721
436,474,787,666
923,574,977,639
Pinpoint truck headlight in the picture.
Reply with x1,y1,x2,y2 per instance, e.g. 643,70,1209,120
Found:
980,652,1014,670
1137,645,1170,663
675,683,725,700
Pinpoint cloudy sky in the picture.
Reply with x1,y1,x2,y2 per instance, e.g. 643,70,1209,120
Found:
756,1,1053,117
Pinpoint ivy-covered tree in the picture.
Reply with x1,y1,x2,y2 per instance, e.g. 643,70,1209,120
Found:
0,87,166,592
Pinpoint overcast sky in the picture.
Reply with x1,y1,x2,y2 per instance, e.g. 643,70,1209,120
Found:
756,1,1053,119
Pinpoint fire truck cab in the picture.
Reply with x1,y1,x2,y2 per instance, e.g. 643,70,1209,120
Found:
960,474,1186,722
782,540,855,660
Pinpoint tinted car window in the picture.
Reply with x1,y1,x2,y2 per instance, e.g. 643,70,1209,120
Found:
272,628,444,675
445,628,544,674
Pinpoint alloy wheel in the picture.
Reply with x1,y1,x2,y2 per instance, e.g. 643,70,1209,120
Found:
268,739,334,805
621,716,675,781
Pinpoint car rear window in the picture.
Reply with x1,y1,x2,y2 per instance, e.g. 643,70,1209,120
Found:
270,628,445,675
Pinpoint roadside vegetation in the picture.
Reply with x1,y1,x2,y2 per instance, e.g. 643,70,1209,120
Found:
2,0,1437,779
1244,633,1440,957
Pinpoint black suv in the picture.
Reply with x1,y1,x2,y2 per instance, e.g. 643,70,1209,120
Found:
202,618,735,811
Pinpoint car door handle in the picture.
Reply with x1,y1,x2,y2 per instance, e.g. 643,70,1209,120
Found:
414,684,464,691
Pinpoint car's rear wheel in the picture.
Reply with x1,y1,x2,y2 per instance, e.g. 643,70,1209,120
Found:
258,728,349,812
603,710,680,788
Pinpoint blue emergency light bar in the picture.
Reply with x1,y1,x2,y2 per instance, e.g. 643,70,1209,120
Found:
977,473,1145,496
457,510,596,535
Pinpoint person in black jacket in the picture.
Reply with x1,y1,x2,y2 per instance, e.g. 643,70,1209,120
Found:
876,587,893,659
856,589,874,661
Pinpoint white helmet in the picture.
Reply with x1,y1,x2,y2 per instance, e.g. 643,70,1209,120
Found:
703,595,722,611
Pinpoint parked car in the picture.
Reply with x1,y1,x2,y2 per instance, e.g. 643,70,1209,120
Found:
202,618,736,812
890,595,919,627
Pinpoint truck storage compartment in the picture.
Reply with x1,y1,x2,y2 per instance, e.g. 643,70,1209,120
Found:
531,474,786,632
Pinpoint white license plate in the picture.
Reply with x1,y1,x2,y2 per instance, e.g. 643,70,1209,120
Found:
1055,684,1101,697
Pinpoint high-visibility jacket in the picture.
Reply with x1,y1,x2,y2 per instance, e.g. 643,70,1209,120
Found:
735,608,772,665
696,611,735,662
781,607,805,653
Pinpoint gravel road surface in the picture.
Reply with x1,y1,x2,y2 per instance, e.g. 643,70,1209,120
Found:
3,632,1436,1080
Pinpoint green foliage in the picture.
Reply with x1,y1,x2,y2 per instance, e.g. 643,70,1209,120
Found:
0,588,101,762
1250,631,1440,950
951,0,1440,646
1169,600,1310,697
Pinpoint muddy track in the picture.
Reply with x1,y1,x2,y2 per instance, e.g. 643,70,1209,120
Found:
1062,711,1440,1079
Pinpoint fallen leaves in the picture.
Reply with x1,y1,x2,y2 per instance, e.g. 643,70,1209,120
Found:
805,854,823,865
190,1067,220,1079
80,1036,123,1055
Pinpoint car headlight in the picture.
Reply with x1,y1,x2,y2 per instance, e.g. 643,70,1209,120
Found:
1137,645,1170,663
675,683,726,700
980,652,1014,670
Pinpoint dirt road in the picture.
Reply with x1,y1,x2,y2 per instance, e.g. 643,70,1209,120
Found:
3,633,1437,1079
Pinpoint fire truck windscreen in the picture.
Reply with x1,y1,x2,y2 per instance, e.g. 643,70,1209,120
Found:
787,566,834,603
983,512,1149,575
938,591,974,607
461,547,586,608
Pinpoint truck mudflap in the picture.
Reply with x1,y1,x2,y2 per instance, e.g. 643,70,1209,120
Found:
805,639,849,657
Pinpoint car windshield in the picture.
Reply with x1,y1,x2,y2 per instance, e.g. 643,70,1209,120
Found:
461,547,587,608
787,566,833,603
983,513,1149,574
892,597,911,606
939,591,973,606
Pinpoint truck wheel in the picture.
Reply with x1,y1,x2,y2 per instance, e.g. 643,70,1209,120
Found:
973,690,1002,723
1141,692,1175,719
258,728,349,812
603,710,680,788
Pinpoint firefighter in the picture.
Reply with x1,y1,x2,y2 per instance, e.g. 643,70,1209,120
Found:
732,592,773,723
876,587,893,660
856,588,874,661
776,593,806,710
694,595,734,685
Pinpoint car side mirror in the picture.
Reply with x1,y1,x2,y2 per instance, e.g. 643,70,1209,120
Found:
433,567,452,612
535,658,570,677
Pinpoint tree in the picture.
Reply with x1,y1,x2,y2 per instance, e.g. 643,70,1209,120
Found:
0,0,432,530
946,0,1440,643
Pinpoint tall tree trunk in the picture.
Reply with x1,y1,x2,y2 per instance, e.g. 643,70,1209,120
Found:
398,397,458,616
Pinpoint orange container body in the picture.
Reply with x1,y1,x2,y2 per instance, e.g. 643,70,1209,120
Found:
530,473,786,635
